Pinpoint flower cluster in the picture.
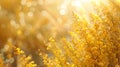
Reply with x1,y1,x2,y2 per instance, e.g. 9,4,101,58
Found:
41,0,120,67
0,0,120,67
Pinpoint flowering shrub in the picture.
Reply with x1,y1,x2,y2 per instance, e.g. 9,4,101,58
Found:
0,0,120,67
41,0,120,67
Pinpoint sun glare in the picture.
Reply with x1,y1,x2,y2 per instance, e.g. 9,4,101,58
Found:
71,0,81,7
0,0,120,67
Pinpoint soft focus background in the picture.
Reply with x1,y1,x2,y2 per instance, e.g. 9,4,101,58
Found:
0,0,74,67
0,0,120,67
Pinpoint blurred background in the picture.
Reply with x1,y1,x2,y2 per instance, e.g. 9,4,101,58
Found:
0,0,120,67
0,0,75,66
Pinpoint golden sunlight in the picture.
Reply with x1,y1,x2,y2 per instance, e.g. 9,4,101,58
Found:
0,0,120,67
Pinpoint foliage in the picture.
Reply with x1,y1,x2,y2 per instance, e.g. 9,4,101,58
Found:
0,0,120,67
41,0,120,67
